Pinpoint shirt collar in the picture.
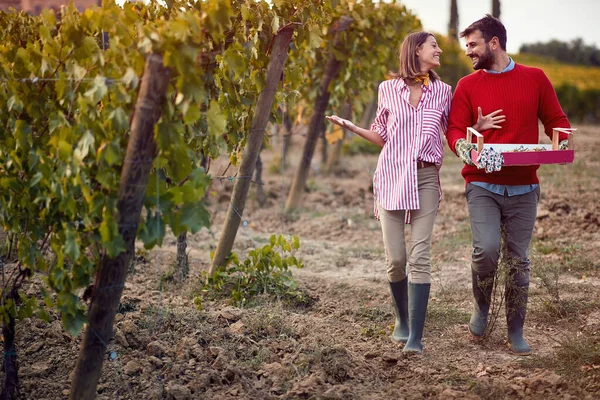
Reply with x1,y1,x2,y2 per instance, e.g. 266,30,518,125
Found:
484,57,515,74
393,77,431,92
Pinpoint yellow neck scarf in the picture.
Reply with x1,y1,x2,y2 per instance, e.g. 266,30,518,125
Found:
413,74,430,86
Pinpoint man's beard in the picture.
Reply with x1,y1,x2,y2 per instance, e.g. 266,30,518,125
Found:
473,45,495,70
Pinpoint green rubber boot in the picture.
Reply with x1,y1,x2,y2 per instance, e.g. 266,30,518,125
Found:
389,279,409,343
469,270,495,337
506,268,531,355
402,282,430,355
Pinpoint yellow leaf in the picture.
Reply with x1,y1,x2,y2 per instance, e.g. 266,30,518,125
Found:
295,104,305,124
325,125,344,145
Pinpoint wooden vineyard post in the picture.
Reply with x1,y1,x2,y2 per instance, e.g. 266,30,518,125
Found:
209,26,295,273
69,54,171,400
284,16,354,213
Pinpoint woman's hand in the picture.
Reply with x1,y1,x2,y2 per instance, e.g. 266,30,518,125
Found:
325,115,384,147
473,107,505,131
326,115,356,131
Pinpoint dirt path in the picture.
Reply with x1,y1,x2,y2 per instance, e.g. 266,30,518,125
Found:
10,126,600,399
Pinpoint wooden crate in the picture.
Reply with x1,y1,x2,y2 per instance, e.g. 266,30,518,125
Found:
467,127,575,167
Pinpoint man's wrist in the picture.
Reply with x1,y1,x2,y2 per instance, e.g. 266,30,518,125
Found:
455,138,468,151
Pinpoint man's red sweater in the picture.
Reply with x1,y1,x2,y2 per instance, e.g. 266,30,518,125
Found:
446,63,570,185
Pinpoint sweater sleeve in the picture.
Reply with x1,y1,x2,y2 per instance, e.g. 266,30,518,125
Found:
446,79,473,155
536,70,570,142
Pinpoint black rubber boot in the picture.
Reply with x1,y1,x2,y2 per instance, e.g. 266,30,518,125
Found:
403,282,431,355
389,279,409,343
469,270,495,337
506,268,531,355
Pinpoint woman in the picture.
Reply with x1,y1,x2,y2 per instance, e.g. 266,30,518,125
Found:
327,31,501,355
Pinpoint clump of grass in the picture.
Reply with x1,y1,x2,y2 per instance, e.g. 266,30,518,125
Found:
533,256,561,303
293,346,354,383
533,241,596,275
560,244,595,274
320,346,353,383
361,323,386,338
335,253,349,268
535,297,583,320
441,369,475,386
481,261,508,340
268,155,283,174
243,309,298,341
305,179,319,193
356,306,390,323
522,336,600,380
431,220,472,263
240,346,277,369
530,249,590,321
554,336,600,376
471,380,511,400
345,245,384,260
193,235,310,309
426,301,470,331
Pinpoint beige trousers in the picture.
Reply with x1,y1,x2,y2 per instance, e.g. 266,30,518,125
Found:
377,166,439,284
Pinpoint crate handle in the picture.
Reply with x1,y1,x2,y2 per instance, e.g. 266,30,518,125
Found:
466,127,484,152
552,128,577,150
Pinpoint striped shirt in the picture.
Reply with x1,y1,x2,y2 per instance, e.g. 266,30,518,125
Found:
370,77,452,222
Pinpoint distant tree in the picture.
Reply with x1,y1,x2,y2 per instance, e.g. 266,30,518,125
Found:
448,0,458,40
492,0,501,19
519,38,600,67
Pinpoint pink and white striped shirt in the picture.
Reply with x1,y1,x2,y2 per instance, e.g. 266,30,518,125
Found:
370,77,452,222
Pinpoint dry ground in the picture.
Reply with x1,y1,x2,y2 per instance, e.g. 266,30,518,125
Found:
10,125,600,399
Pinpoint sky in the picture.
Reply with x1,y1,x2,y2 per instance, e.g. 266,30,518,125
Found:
398,0,600,54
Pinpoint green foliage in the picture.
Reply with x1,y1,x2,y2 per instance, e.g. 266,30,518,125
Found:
209,0,333,165
519,38,600,67
554,83,600,123
511,53,600,122
0,0,223,336
287,0,420,125
0,0,430,343
196,235,306,307
533,242,595,275
512,53,600,91
342,136,380,156
0,0,333,336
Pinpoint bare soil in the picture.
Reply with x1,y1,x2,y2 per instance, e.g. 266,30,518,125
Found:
9,125,600,399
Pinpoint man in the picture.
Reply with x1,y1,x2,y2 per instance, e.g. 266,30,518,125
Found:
446,14,571,355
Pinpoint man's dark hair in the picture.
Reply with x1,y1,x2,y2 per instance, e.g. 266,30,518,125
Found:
460,14,507,51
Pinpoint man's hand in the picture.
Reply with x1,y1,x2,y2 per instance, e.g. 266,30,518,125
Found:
326,115,356,131
559,139,569,150
473,107,505,131
476,148,504,173
455,138,476,165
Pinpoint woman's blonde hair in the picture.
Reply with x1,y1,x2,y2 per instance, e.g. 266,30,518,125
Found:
391,31,440,82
